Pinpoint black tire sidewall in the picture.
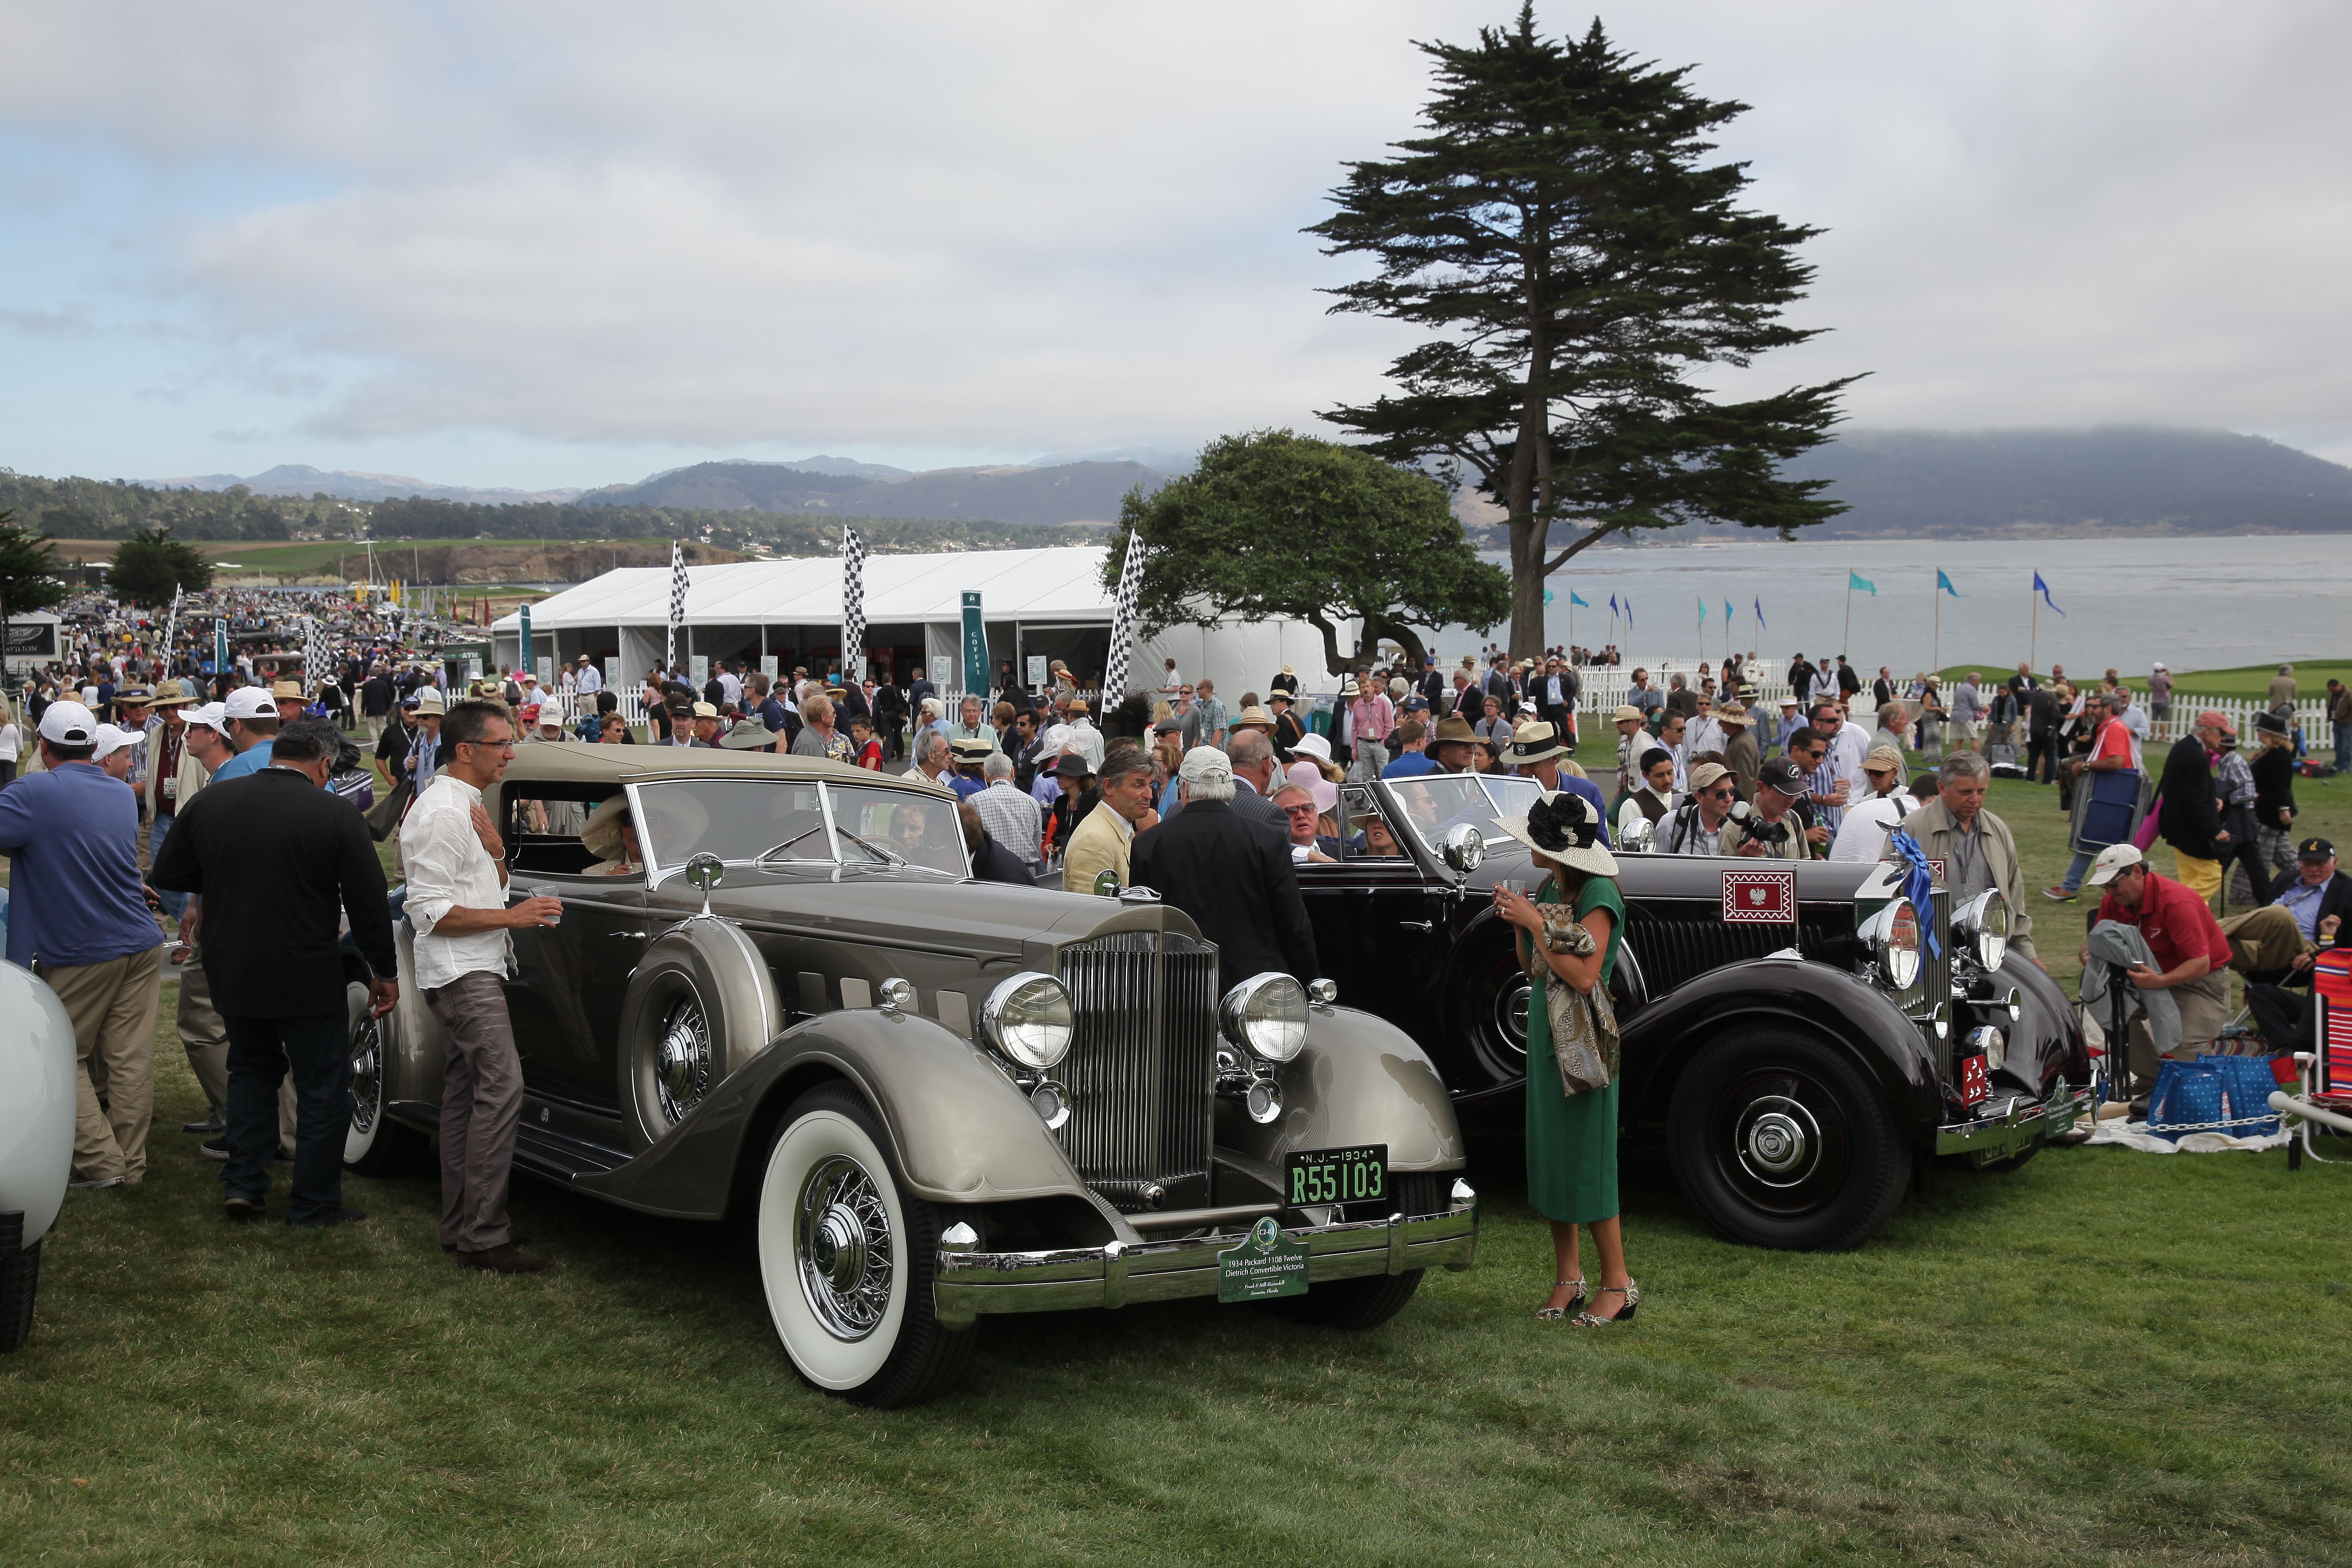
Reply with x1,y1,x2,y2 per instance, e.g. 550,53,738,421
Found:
1668,1028,1910,1252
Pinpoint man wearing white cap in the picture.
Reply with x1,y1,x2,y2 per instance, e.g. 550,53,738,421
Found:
0,701,168,1187
1129,747,1319,987
208,686,282,785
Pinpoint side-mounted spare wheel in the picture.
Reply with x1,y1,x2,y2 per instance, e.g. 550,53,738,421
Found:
756,1084,976,1408
1667,1027,1911,1252
618,923,782,1150
344,979,426,1177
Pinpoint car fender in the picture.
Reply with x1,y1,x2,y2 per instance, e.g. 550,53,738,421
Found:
576,1006,1118,1225
1219,1003,1467,1176
0,962,77,1248
1619,958,1945,1137
383,919,449,1124
1987,956,2085,1096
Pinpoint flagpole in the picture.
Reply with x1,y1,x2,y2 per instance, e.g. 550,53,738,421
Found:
1842,575,1852,658
2030,579,2038,674
1933,566,1941,676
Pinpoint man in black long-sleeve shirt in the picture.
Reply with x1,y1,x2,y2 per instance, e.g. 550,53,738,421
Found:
152,717,399,1226
1129,748,1319,988
2156,714,2231,910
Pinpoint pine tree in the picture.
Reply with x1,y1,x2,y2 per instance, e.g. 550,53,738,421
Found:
1310,8,1856,658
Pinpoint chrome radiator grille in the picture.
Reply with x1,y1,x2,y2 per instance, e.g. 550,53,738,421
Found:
1054,931,1218,1207
1889,887,1953,1021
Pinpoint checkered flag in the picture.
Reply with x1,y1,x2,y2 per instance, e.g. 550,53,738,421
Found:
839,524,867,683
302,615,331,701
665,539,688,673
1100,533,1148,703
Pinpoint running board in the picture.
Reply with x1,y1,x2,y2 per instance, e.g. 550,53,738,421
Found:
512,1122,633,1186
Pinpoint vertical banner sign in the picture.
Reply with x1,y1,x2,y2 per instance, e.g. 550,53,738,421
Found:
213,618,230,681
690,653,709,686
518,601,533,678
960,591,988,697
761,655,780,682
1026,655,1048,688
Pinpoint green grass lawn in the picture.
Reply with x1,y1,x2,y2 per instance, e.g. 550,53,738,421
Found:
5,733,2349,1564
1928,661,2352,708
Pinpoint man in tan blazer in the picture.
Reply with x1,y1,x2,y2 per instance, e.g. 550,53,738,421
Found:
1062,748,1158,895
1890,750,2038,966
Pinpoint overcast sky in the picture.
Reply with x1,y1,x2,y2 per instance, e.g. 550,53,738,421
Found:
3,1,2346,490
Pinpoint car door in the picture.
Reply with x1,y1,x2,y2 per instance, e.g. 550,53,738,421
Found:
497,787,645,1111
1297,784,1449,1017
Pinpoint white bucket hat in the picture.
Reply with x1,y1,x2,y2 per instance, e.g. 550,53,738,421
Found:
1290,732,1333,763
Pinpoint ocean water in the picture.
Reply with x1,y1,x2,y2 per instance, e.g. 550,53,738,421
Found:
1430,534,2337,678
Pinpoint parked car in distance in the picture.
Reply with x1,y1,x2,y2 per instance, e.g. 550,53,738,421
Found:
0,961,78,1353
353,747,1480,1407
1292,772,2090,1252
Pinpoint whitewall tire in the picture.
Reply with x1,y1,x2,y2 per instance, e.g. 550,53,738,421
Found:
756,1084,974,1407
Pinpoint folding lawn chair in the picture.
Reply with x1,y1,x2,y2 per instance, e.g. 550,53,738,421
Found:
2272,948,2352,1170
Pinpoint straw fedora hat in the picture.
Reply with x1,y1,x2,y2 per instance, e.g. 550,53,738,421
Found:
1491,789,1617,877
1504,720,1568,766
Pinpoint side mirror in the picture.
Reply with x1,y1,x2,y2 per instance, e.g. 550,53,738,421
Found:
683,851,725,918
1619,815,1655,855
1439,823,1485,877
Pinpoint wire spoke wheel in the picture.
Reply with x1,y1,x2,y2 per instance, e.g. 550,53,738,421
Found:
655,997,712,1124
796,1156,895,1341
348,1011,382,1137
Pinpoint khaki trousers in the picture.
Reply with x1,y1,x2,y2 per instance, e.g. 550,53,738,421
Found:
2220,905,2312,976
2126,969,2231,1092
45,946,166,1184
176,953,297,1151
428,971,524,1253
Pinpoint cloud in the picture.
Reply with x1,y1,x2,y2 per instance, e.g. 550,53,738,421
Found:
2,1,2349,469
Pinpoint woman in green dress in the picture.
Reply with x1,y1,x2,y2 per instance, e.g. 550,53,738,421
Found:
1493,789,1637,1326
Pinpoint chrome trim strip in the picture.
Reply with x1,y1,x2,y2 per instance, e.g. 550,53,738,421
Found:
1934,1082,2089,1161
932,1204,1478,1327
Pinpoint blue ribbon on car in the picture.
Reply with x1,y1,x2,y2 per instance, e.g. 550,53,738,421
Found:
1884,827,1942,958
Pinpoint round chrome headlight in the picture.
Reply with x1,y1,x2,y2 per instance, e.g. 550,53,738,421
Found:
1861,897,1923,991
1220,972,1308,1064
1956,889,2008,972
979,972,1073,1070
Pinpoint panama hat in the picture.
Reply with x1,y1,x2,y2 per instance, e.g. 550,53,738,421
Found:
1431,715,1480,747
1233,705,1276,730
1492,789,1617,877
147,689,196,707
1613,704,1645,724
581,796,634,861
1504,720,1568,766
949,736,994,766
1716,703,1753,727
271,679,304,700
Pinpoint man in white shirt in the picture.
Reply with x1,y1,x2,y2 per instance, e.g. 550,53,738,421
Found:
1684,693,1726,761
573,655,602,696
717,662,744,709
1808,699,1868,824
399,698,562,1275
1830,746,1922,862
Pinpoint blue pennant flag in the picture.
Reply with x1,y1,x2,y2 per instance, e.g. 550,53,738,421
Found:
1609,593,1619,614
1753,596,1766,630
1725,598,1735,623
1569,591,1590,608
1625,597,1633,629
1697,596,1707,625
1937,569,1961,597
2033,571,2066,617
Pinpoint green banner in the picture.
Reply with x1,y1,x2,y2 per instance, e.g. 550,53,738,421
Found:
1216,1217,1310,1303
518,601,533,676
212,618,230,677
961,591,988,696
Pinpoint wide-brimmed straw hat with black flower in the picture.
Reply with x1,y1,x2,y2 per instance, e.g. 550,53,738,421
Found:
1492,789,1617,877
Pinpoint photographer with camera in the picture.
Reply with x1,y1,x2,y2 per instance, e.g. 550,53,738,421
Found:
1659,761,1737,855
1723,758,1816,859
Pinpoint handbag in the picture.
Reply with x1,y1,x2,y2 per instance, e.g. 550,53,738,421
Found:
1522,898,1618,1097
364,773,413,842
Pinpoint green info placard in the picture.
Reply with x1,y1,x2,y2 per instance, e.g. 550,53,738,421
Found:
1217,1217,1310,1303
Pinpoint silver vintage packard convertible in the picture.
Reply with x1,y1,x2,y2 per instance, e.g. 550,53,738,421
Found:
349,747,1478,1407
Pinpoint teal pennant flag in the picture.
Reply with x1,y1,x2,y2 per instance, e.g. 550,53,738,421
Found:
1848,570,1876,594
1937,569,1961,597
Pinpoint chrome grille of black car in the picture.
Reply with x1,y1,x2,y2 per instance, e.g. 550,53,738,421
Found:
1888,887,1953,1023
1054,931,1217,1207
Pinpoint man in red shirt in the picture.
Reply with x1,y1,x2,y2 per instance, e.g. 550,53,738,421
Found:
2043,689,2139,900
2080,843,2233,1090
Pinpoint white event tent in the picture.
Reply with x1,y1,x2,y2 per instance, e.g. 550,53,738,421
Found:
490,546,1341,704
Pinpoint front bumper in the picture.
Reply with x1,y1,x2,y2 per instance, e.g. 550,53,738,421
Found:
933,1182,1480,1328
1934,1081,2091,1164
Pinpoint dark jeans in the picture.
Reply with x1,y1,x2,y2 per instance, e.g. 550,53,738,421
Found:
221,1010,351,1225
2027,734,2059,784
2246,982,2313,1056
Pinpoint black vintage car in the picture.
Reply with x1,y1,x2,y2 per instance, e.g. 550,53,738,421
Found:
1289,772,2089,1252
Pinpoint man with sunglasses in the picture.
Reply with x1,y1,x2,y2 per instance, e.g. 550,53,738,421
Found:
1661,761,1739,854
400,699,562,1275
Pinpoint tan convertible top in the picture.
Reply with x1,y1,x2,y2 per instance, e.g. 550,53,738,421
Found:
501,740,949,799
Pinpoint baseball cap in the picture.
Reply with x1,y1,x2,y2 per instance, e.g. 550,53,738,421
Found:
184,702,228,733
223,686,278,722
2298,837,2336,862
2195,708,2234,735
92,723,144,760
2085,843,2144,886
1756,757,1809,797
1177,745,1230,784
1687,761,1731,792
36,699,98,745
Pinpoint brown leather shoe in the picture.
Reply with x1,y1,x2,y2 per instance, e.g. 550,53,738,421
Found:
443,1235,528,1253
457,1243,550,1274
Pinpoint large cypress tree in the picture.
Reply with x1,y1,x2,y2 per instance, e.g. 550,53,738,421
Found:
1310,8,1856,658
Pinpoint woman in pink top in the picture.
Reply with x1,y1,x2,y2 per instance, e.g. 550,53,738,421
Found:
1347,671,1395,783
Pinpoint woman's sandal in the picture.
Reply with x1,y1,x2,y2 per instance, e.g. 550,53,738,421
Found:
1534,1278,1589,1321
1572,1281,1640,1326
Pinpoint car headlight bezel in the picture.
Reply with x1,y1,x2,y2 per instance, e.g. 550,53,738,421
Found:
1220,972,1309,1064
1861,897,1923,991
979,971,1074,1072
1955,889,2009,972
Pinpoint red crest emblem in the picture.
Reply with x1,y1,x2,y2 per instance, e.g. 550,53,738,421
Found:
1721,868,1797,926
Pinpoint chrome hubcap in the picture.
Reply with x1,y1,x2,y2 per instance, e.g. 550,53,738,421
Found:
796,1155,892,1341
1497,978,1531,1057
1737,1097,1819,1187
655,998,712,1124
348,1013,382,1134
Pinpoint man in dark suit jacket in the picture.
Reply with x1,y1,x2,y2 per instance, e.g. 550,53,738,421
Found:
151,717,397,1227
2157,720,2228,869
1130,749,1319,987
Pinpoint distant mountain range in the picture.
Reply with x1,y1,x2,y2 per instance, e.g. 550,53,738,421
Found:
131,428,2352,539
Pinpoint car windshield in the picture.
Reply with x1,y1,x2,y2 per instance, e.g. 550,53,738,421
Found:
1384,774,1540,854
633,778,830,872
827,784,967,878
